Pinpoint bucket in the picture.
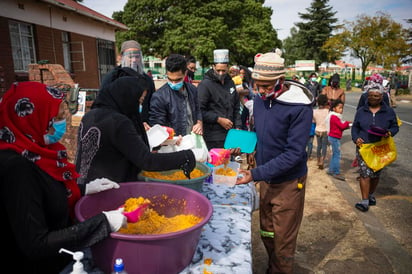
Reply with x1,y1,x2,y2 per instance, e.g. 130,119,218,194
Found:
75,182,213,274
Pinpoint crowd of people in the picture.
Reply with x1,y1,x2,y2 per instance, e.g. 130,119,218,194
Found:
0,39,401,274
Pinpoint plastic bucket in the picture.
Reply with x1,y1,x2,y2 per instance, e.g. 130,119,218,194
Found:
75,182,213,274
139,162,211,192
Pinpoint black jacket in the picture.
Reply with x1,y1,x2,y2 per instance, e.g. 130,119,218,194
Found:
149,82,202,136
0,150,110,273
197,69,241,144
76,77,195,184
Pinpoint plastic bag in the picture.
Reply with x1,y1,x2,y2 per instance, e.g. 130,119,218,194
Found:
359,136,397,172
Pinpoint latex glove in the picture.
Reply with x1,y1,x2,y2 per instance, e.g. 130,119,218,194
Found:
103,208,126,232
191,148,208,162
85,178,120,195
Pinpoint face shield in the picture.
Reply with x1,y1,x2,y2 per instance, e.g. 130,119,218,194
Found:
121,49,144,75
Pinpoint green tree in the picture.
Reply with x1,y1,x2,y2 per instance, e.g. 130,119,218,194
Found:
112,0,280,67
322,12,411,81
283,0,338,68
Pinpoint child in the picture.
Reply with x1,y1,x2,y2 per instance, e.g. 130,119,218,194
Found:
313,94,329,169
306,122,316,160
326,99,350,181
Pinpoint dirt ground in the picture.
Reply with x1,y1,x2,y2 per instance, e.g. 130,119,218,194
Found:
251,158,407,274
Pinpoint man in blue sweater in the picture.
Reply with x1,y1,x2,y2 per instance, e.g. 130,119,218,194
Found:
237,49,314,274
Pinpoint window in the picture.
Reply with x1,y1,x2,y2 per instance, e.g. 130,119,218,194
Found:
9,21,36,71
62,32,72,72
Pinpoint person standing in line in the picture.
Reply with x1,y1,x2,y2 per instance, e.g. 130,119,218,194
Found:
306,121,316,160
0,82,125,273
236,49,314,274
321,73,345,105
184,55,197,84
197,49,242,150
149,53,203,136
101,40,156,130
326,99,351,181
313,94,330,169
351,83,399,212
305,72,321,107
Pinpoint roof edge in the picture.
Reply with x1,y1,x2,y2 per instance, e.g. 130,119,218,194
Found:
40,0,128,30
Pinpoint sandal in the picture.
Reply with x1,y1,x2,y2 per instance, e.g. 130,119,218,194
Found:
355,202,369,212
369,196,376,206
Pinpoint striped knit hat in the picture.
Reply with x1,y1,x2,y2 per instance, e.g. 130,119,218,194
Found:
252,48,286,81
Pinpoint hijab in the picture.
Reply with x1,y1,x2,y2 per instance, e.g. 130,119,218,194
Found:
0,82,80,214
92,76,149,146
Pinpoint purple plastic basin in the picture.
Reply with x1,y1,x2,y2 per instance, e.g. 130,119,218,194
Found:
75,182,213,274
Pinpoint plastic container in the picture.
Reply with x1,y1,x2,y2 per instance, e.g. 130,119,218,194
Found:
208,148,231,166
139,162,211,192
224,129,257,153
75,182,213,274
212,161,240,187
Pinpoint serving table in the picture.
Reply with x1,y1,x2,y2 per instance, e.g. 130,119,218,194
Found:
181,182,257,273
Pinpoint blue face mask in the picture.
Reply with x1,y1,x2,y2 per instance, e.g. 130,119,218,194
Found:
44,119,66,144
168,81,184,91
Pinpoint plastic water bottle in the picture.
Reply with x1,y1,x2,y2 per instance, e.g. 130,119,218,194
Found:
111,258,128,274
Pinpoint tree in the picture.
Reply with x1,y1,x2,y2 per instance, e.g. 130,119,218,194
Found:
322,12,412,81
112,0,280,67
283,0,338,68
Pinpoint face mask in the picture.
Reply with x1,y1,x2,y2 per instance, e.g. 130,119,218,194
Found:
311,77,317,82
121,50,144,74
168,81,184,91
187,70,195,80
44,119,66,145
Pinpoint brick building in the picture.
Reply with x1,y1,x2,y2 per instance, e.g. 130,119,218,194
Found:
0,0,127,96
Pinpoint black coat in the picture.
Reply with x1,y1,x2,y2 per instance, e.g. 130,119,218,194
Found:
76,77,195,184
0,150,110,273
197,69,241,145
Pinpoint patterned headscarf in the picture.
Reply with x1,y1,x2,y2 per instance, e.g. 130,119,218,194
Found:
0,82,80,214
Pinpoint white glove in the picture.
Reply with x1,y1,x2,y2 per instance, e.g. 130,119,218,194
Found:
191,148,208,162
85,178,120,195
103,208,126,232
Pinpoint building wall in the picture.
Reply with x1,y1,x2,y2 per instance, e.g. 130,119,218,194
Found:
0,0,120,96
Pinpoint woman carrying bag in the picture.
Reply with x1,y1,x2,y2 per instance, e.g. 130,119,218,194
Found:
351,82,399,212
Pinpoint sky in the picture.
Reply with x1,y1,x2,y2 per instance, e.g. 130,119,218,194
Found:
82,0,411,40
82,0,411,64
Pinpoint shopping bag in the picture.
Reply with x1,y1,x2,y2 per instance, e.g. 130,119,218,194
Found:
359,136,397,172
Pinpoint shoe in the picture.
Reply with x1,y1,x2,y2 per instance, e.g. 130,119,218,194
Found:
369,196,376,206
355,202,369,212
332,174,346,181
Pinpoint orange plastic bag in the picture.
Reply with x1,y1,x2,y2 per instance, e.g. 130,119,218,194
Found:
359,136,397,172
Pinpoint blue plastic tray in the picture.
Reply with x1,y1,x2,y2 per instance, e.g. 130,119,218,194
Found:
224,129,257,153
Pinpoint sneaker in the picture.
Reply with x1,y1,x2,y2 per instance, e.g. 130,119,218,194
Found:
332,174,346,181
369,196,376,206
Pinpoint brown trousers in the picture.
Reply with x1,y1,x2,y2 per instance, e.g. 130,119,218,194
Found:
259,175,307,274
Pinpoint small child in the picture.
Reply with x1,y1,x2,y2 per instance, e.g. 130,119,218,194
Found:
326,99,350,181
313,94,329,169
306,122,316,160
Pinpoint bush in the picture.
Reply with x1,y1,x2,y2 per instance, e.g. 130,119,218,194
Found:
396,88,410,95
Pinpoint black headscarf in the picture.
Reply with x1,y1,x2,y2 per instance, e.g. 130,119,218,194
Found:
92,76,149,146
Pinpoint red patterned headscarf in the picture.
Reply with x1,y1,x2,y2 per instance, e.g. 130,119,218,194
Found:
0,82,80,215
